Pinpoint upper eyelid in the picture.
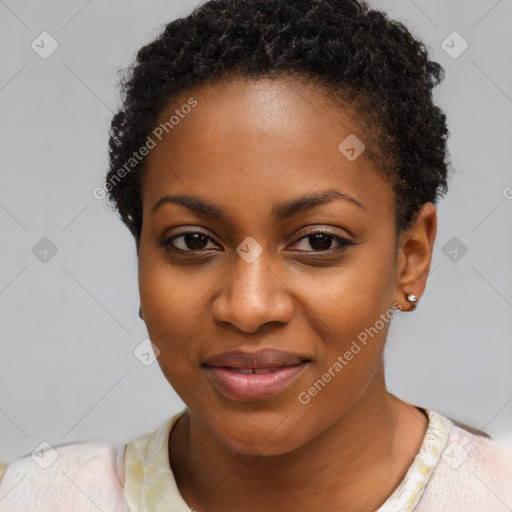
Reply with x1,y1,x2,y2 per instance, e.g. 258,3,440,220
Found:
165,227,352,251
165,223,351,237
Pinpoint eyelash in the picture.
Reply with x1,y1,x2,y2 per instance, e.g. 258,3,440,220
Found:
159,228,356,256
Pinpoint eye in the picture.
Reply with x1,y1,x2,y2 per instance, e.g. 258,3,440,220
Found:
160,228,356,256
288,229,356,253
160,230,220,253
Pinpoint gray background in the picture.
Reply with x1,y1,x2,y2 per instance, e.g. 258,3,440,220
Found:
0,0,511,463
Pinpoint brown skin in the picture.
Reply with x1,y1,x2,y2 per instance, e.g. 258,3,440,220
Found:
137,77,437,511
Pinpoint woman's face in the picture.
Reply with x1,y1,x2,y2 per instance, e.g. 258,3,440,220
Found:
138,77,409,455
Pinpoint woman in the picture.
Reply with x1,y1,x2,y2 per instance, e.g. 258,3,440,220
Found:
1,0,511,510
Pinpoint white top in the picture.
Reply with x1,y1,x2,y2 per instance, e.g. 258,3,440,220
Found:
1,407,512,511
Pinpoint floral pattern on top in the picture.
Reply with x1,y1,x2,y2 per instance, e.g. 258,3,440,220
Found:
123,407,451,512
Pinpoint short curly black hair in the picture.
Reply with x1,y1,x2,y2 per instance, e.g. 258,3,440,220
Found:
106,0,451,243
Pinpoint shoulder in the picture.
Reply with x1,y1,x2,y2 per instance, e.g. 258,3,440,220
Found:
0,440,129,512
417,420,512,511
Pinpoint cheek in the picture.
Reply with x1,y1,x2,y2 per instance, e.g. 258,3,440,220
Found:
303,240,397,343
139,266,201,326
296,241,397,400
138,245,208,361
139,259,206,400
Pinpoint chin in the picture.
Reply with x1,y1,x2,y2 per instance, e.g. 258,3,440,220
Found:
226,432,306,458
207,406,313,457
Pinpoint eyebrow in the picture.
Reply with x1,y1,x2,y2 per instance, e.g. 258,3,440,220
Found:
150,188,368,220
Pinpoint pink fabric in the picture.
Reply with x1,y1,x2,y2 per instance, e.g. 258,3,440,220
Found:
1,418,511,510
417,423,512,511
0,441,129,512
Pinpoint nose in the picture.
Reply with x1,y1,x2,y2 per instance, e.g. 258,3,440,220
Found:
210,252,294,334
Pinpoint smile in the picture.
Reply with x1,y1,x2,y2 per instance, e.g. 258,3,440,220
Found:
203,349,311,400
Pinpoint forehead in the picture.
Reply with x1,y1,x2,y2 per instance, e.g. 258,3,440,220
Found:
141,77,394,223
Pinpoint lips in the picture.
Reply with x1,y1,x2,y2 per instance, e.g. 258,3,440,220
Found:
203,349,310,400
231,367,285,374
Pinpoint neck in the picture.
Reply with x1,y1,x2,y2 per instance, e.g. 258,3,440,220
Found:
169,365,428,512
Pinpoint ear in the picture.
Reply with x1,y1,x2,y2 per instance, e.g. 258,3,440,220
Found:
394,202,437,311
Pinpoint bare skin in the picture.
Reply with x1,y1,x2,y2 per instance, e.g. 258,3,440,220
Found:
137,76,436,511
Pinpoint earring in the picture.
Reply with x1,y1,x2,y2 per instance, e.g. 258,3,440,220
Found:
406,293,418,312
138,306,144,320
